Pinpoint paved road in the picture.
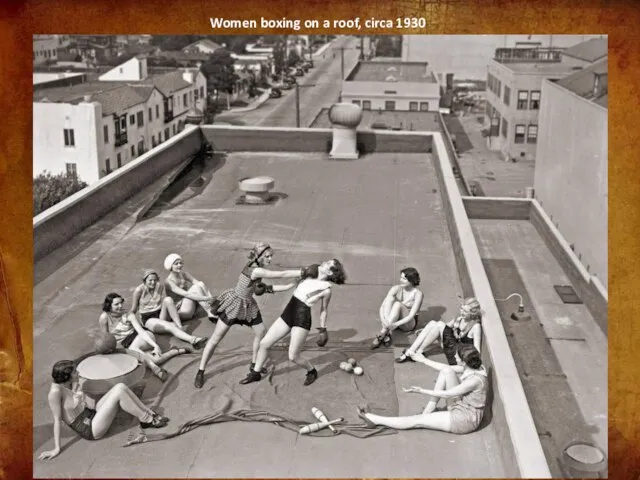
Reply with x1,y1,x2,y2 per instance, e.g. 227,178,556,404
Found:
217,36,364,128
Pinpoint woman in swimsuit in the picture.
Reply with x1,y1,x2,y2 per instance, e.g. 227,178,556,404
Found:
396,297,482,365
38,360,168,460
99,292,185,382
358,344,488,434
130,269,208,351
193,242,303,389
240,258,347,387
372,267,424,349
164,253,216,321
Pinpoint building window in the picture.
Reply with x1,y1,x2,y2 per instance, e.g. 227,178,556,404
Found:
131,145,136,157
409,101,418,111
65,163,77,177
130,114,135,125
156,104,160,119
183,93,188,106
352,100,361,106
501,118,509,138
503,86,511,106
420,102,429,111
152,135,156,147
362,100,371,110
200,86,204,98
514,124,526,144
194,89,199,101
105,158,111,173
173,124,177,134
63,128,75,147
138,140,144,154
527,124,538,144
530,90,541,110
117,153,122,168
497,80,502,98
137,111,144,126
158,131,162,142
148,108,152,122
165,127,170,139
517,90,529,110
385,101,396,111
103,125,109,143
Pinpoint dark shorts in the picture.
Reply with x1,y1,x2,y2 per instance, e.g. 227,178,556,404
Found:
281,296,312,331
120,331,138,349
442,326,474,365
68,407,96,440
140,309,161,326
218,309,263,328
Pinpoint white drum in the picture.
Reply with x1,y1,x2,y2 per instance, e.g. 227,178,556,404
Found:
76,353,146,397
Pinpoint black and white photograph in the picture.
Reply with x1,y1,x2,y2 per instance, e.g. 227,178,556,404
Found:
32,33,608,478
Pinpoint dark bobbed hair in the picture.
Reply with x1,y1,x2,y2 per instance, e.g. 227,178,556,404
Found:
401,267,420,286
102,292,124,313
51,360,76,384
457,344,483,370
326,259,347,285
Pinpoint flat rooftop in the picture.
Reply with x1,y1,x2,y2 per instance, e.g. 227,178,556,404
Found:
501,61,577,76
311,108,441,131
347,61,437,83
33,149,510,478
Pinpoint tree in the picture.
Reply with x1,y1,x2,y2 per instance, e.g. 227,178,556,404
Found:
287,49,301,68
33,171,88,216
201,48,239,110
272,40,286,77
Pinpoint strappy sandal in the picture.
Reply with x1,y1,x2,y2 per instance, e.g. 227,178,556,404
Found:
140,414,169,429
395,349,415,363
382,335,392,347
370,334,384,350
154,367,169,382
192,337,208,350
356,406,377,428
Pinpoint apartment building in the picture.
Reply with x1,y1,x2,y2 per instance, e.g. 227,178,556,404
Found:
33,35,71,65
33,56,207,184
484,47,576,161
534,57,608,289
341,61,441,112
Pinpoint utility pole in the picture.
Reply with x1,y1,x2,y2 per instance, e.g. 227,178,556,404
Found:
360,36,364,60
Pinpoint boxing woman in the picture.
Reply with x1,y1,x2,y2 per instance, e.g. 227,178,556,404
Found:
193,242,303,389
240,258,347,386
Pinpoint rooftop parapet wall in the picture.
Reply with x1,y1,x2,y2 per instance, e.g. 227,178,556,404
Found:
33,126,203,261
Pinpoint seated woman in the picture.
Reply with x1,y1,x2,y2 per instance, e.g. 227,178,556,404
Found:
372,267,424,349
99,293,185,382
358,344,488,434
194,242,303,389
38,360,168,460
130,269,208,351
395,297,482,365
240,259,347,386
164,253,216,321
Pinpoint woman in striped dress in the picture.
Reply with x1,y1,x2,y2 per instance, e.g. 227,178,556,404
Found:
193,242,303,389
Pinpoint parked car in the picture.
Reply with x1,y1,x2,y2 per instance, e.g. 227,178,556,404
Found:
270,88,282,98
295,68,304,76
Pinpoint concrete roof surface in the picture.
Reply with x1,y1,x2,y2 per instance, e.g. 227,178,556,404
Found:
348,61,437,83
561,37,608,62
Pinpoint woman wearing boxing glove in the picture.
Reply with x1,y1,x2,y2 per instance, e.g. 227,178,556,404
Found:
240,258,347,387
372,267,424,349
193,242,303,389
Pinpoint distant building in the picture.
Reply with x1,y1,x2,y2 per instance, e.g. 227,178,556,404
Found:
534,57,608,289
341,61,441,112
182,39,222,55
33,35,70,65
33,56,207,184
560,37,608,69
33,72,88,90
484,47,576,161
401,35,605,80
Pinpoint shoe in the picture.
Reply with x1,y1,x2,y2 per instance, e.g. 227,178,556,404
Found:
208,315,218,323
154,367,169,382
151,411,170,424
382,335,392,347
356,406,377,428
192,337,208,350
140,414,169,429
240,370,261,385
395,349,415,363
250,362,268,374
370,335,383,350
304,368,318,386
194,370,204,389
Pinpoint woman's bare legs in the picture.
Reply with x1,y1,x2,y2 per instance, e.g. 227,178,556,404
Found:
197,320,231,371
422,366,460,413
251,323,267,364
253,318,291,373
91,383,157,439
362,410,452,432
145,317,204,345
288,327,313,371
178,283,214,320
159,297,184,329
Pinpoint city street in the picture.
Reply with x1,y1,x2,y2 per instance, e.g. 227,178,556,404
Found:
217,36,365,128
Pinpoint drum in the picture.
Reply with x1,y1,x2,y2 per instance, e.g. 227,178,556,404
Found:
76,352,146,397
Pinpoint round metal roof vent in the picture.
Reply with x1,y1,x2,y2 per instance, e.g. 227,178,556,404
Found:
563,442,606,473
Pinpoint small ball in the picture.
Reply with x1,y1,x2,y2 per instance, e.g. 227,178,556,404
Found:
339,362,349,371
347,358,357,367
353,366,364,376
343,363,353,373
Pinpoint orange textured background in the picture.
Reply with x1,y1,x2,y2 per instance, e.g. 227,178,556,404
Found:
1,0,637,478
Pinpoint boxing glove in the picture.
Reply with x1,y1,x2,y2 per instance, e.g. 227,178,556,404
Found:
301,263,320,280
254,281,273,296
316,327,329,347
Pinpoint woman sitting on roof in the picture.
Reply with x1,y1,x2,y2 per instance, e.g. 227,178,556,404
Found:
163,253,217,322
358,344,488,434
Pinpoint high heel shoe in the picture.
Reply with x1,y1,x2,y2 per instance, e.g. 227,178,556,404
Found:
356,406,377,428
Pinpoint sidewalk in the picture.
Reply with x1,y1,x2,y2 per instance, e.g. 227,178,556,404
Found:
444,112,535,198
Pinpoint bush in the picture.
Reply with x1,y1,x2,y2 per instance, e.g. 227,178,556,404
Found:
33,171,88,216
